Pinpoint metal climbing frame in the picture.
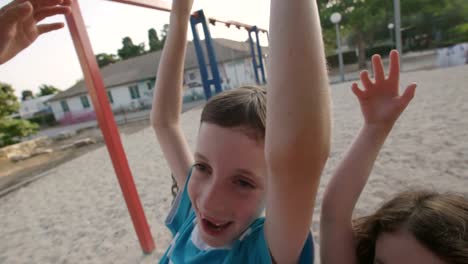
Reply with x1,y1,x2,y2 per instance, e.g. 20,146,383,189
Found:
248,26,267,85
190,10,223,99
193,13,269,93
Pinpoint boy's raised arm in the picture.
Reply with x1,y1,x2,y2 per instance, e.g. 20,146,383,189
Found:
320,51,416,264
264,0,331,263
151,0,194,187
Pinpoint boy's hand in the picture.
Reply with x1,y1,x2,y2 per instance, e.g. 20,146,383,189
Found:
352,50,417,130
0,0,72,64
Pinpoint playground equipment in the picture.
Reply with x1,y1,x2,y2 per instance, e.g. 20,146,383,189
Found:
190,10,268,98
65,0,268,254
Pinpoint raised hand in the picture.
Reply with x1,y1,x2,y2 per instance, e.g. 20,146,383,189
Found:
0,0,72,64
352,50,417,129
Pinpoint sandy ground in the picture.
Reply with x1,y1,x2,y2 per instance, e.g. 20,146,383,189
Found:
1,65,467,263
0,119,152,194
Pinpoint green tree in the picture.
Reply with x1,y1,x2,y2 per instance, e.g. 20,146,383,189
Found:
148,28,163,52
319,0,392,69
0,119,38,147
21,90,34,101
319,0,468,68
0,82,38,147
37,84,61,97
160,24,169,47
95,53,119,68
401,0,468,46
0,83,20,117
117,37,145,60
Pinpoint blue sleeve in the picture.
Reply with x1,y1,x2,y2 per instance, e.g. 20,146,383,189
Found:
164,169,193,236
233,219,315,263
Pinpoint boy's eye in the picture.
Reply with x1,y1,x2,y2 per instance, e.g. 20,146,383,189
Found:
194,163,208,172
235,179,254,189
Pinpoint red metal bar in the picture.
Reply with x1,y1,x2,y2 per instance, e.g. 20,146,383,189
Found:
107,0,171,11
107,0,268,33
65,0,155,254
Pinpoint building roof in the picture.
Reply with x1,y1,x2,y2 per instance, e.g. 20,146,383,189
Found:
49,38,268,102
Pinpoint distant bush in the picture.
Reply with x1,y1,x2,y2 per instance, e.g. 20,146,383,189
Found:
326,51,358,68
0,118,38,147
28,113,57,127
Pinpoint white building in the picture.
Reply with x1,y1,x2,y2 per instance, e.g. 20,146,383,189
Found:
19,94,55,119
48,39,268,125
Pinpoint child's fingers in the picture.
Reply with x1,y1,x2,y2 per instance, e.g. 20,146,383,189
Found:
371,54,385,83
388,50,400,83
399,83,417,109
359,70,373,90
37,22,64,34
351,83,366,99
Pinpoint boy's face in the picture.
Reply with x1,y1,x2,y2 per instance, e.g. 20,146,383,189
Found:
188,123,267,247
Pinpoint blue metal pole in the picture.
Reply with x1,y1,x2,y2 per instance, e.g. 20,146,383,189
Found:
248,30,260,84
248,26,267,85
254,28,267,84
200,13,222,94
190,15,212,99
189,9,223,99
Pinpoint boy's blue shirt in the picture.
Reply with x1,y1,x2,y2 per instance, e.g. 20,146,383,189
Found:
159,170,315,263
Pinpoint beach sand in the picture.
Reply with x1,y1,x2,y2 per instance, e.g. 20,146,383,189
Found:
1,65,467,263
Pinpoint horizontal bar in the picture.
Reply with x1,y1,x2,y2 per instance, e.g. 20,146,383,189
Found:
208,17,268,33
107,0,171,12
107,0,268,33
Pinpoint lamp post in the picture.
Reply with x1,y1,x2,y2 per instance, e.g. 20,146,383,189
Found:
388,23,394,48
331,12,345,82
393,0,402,55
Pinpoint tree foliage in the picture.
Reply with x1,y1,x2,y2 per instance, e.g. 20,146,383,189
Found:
21,90,34,101
0,119,38,147
0,83,19,117
95,53,119,68
148,28,163,52
117,37,145,60
37,84,61,97
160,24,169,47
319,0,392,68
318,0,468,68
0,82,38,147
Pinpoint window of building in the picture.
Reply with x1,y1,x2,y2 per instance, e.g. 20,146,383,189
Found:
107,91,114,104
189,72,196,81
80,95,91,108
147,79,155,90
129,85,140,99
60,100,70,112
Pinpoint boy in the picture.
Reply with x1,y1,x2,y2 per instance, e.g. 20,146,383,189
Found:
151,0,331,262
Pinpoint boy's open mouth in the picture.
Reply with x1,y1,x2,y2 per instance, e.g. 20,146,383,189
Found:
201,218,233,235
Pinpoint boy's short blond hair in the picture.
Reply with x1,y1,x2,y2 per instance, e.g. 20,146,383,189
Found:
201,86,266,142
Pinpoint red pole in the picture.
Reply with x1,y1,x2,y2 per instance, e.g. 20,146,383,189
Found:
107,0,171,11
65,0,155,253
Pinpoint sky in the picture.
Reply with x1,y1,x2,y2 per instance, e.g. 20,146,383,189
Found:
0,0,270,97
